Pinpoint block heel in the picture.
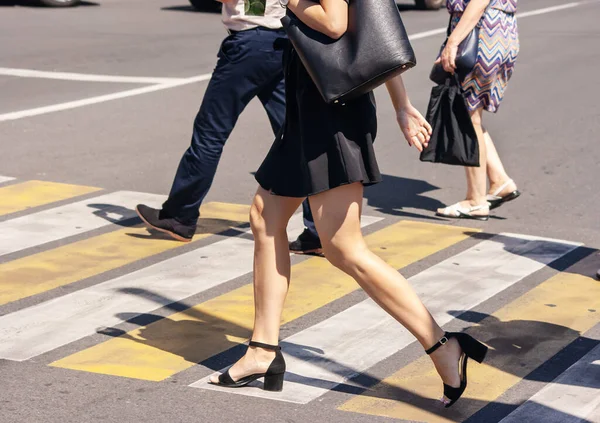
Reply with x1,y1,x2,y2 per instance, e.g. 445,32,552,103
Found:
263,372,285,392
209,341,286,392
426,331,488,408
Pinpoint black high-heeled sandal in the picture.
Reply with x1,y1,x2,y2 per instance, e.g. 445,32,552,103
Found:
209,341,286,392
426,332,488,408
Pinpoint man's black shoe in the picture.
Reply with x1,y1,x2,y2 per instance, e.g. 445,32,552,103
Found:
136,204,195,242
289,228,323,256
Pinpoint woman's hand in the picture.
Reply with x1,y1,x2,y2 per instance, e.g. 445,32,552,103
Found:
396,104,432,152
435,40,459,74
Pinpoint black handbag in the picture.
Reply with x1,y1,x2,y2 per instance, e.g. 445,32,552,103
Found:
281,0,416,105
429,16,481,85
419,75,480,167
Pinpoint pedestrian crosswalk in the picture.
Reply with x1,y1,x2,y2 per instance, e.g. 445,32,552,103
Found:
339,271,600,422
0,175,598,423
195,233,580,404
499,344,600,423
0,180,101,217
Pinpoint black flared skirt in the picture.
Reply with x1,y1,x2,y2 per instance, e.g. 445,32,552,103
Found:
255,45,382,197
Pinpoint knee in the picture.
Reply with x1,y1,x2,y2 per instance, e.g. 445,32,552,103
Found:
323,240,369,274
249,197,286,240
250,200,268,238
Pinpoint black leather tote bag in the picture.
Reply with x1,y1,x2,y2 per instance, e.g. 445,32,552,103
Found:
281,0,416,105
429,16,481,85
419,75,480,167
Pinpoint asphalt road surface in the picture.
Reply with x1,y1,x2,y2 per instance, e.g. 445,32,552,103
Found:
1,1,599,422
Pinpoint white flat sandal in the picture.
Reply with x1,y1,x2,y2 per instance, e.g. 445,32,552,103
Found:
487,179,521,210
436,202,490,221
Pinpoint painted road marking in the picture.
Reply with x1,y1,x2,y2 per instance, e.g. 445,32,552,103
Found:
48,217,387,380
0,74,212,123
0,180,101,217
339,271,600,422
0,176,15,184
50,220,463,381
0,191,163,257
0,202,250,306
0,67,183,84
499,343,600,423
195,234,580,403
0,213,314,361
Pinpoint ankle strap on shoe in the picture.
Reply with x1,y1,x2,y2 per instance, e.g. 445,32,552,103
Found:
425,332,452,355
249,340,281,351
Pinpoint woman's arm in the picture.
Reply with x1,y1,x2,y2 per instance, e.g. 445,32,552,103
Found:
287,0,349,40
385,75,432,152
439,0,491,73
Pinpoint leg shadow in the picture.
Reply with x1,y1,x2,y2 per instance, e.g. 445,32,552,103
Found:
364,174,447,221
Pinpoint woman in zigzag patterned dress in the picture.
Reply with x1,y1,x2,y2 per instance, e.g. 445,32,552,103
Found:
436,0,522,220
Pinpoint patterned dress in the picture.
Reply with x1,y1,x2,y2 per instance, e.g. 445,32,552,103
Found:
447,0,519,112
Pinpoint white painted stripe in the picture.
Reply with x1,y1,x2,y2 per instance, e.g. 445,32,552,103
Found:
0,176,15,184
406,1,588,42
0,191,163,257
517,2,582,19
0,68,183,84
587,401,600,423
408,28,447,41
0,74,212,123
0,215,380,361
499,343,600,423
1,1,588,124
193,233,580,403
407,1,587,41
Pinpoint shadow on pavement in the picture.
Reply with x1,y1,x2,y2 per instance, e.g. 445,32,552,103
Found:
98,284,597,423
96,235,599,423
364,174,447,221
465,231,596,273
87,203,249,239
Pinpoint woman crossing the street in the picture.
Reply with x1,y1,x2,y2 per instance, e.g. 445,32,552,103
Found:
209,0,489,408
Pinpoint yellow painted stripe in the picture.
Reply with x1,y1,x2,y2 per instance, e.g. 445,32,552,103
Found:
339,271,600,422
0,202,250,306
51,221,474,381
0,180,101,216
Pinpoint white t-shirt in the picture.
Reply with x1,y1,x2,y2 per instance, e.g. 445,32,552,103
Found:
222,0,285,31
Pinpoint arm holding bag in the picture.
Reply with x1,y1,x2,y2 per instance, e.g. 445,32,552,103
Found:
281,0,417,104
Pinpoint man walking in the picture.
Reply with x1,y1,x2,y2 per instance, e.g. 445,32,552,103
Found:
136,0,319,249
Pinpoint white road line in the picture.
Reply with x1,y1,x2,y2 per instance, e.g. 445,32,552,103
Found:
0,215,380,362
0,74,212,123
0,1,590,123
0,176,15,184
407,1,586,40
499,343,600,423
193,233,580,403
0,68,183,84
517,2,583,18
0,191,163,257
408,28,447,41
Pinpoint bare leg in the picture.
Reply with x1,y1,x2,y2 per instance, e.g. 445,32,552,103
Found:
484,129,517,195
464,108,489,208
210,187,303,383
310,183,462,401
437,107,489,217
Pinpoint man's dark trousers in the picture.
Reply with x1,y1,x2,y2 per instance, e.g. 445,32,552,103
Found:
162,28,288,226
